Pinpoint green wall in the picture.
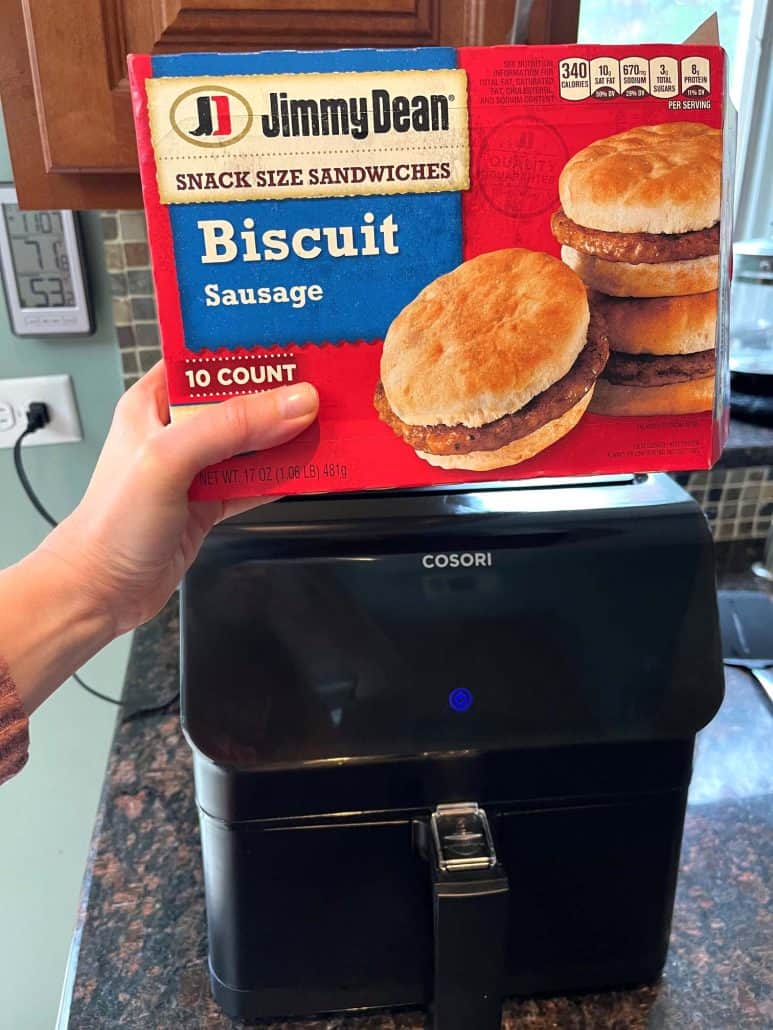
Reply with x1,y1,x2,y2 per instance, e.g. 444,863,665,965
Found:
0,112,124,566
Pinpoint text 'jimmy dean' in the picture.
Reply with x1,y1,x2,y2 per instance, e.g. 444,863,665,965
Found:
146,68,469,204
260,89,452,140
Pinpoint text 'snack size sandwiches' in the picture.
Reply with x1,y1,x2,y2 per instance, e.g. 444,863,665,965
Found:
128,43,734,500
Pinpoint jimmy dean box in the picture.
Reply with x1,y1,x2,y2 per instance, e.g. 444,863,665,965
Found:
128,45,733,500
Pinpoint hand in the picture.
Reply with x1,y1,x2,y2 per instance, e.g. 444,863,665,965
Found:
39,363,319,636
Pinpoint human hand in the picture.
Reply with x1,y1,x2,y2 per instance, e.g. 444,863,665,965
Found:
39,363,318,636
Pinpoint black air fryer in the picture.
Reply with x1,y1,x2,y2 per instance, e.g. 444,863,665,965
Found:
181,474,723,1027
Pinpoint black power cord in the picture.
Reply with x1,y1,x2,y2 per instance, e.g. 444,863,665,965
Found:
12,403,178,719
13,403,57,528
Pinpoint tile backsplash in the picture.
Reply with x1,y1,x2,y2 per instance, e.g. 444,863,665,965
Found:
101,210,159,388
675,468,773,541
101,209,771,544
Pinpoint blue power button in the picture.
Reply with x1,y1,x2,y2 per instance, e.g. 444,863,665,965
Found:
449,687,473,713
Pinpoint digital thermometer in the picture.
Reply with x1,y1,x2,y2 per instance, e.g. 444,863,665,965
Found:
0,186,93,337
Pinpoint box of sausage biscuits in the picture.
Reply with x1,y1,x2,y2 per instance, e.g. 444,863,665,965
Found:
128,43,732,499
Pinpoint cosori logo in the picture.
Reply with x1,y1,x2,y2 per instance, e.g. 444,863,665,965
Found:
170,86,253,147
422,552,493,569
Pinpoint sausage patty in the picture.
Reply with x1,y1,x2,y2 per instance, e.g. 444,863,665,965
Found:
375,310,609,456
602,348,716,388
551,209,720,265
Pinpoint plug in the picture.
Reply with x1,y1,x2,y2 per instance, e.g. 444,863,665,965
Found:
25,401,51,434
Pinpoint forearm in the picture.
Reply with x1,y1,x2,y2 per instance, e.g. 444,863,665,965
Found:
0,543,115,715
0,374,317,733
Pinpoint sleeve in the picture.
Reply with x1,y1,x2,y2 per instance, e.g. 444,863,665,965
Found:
0,657,29,785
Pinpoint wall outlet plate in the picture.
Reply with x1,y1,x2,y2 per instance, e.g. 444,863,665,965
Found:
0,374,83,448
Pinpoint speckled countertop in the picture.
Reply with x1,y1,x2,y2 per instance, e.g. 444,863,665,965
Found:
720,418,773,469
59,544,773,1030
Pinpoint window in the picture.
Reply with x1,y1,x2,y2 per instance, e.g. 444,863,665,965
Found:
577,0,770,239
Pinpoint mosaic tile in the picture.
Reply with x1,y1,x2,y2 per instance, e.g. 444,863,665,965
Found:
134,323,160,349
100,215,118,241
127,269,154,295
117,325,135,350
108,271,128,298
139,349,161,372
119,211,148,242
131,297,156,321
124,242,150,267
121,351,139,375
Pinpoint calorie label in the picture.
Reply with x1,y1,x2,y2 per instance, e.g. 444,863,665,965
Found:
558,58,591,101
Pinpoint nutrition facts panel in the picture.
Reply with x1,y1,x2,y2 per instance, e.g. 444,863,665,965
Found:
558,56,711,101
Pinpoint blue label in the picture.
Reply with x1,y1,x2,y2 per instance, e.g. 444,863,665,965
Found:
152,47,463,352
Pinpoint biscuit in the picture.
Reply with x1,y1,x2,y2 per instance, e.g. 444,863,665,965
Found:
417,391,593,470
589,290,717,355
562,247,718,297
590,376,714,416
380,248,589,428
558,123,721,235
375,310,608,455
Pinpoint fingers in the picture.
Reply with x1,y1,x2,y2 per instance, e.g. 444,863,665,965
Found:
145,383,319,498
114,361,170,431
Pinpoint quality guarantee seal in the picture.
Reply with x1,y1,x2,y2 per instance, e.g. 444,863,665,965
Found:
477,115,568,219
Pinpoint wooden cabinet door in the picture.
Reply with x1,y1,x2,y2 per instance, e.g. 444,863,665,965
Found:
0,1,577,209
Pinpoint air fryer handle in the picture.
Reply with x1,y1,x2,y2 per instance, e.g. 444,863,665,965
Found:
429,804,509,1030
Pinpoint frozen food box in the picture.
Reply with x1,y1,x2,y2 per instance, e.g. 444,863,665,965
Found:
128,44,733,499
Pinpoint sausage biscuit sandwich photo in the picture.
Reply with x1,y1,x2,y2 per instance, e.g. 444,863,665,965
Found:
374,248,609,470
551,123,721,299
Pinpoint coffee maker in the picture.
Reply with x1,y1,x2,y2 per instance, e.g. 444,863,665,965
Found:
181,474,723,1027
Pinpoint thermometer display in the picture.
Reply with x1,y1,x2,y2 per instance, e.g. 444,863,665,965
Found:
3,206,76,308
0,187,93,336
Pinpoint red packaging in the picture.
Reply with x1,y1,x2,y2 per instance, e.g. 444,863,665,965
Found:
128,43,733,499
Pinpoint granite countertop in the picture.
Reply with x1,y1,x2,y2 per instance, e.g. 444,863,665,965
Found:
59,547,773,1030
721,418,773,469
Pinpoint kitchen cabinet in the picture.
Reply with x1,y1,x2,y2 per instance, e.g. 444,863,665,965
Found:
0,1,578,210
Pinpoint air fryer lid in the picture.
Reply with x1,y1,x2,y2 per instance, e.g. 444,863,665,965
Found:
181,480,723,769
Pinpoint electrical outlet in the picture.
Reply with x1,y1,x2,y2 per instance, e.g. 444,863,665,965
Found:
0,375,83,449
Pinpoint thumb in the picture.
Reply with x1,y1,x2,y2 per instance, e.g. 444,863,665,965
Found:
147,383,319,496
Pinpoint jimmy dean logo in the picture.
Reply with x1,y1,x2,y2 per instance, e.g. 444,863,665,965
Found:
191,95,232,137
260,88,452,141
171,85,253,148
148,68,469,203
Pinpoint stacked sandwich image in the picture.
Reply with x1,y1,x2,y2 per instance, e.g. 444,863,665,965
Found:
551,122,721,416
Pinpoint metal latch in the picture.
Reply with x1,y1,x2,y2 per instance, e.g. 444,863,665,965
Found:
427,802,509,1029
430,802,497,872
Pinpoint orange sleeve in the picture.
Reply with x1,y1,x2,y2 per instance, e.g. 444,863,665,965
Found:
0,658,29,785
